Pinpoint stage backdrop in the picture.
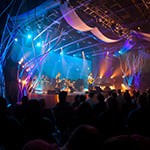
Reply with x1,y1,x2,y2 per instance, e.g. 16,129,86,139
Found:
10,42,91,88
41,52,91,88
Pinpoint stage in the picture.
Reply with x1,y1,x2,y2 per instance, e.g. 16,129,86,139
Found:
27,89,110,109
28,91,89,109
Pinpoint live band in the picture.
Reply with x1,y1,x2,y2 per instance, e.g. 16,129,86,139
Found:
33,72,95,93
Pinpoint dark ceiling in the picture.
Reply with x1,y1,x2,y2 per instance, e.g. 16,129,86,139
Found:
1,0,150,59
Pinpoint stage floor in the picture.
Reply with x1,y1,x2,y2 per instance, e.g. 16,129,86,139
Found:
28,91,89,109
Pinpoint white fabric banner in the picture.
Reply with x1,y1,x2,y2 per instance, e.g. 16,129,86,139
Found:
60,2,121,43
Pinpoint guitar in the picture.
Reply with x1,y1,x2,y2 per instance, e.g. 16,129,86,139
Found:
88,78,95,84
56,78,65,83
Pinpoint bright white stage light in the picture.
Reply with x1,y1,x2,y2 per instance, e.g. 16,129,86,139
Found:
37,42,41,46
28,35,31,39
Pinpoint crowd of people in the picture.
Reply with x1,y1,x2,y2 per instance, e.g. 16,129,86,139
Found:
1,87,150,150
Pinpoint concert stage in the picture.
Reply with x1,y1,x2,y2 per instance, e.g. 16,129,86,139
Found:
28,91,89,109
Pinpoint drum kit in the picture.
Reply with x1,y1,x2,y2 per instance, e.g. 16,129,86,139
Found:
58,79,76,93
33,74,77,93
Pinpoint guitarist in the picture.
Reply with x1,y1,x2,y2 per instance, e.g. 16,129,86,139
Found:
88,73,94,91
55,72,62,93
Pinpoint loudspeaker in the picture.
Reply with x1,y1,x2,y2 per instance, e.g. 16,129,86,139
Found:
47,89,57,94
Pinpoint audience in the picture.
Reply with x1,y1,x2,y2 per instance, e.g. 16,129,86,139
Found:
0,96,24,150
61,124,103,150
91,93,107,118
128,94,150,137
1,87,150,149
23,99,55,144
86,92,98,106
22,139,59,150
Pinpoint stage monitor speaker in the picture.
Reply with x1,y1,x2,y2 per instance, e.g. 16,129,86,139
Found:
47,90,57,94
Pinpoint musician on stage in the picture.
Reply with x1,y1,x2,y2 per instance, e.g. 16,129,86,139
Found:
55,72,62,93
88,73,94,91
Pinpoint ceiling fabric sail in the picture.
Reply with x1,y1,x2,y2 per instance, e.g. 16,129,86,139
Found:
60,2,121,43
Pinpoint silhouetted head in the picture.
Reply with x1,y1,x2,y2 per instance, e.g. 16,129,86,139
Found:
80,95,86,103
21,96,29,105
62,125,103,150
39,98,46,109
117,89,122,94
22,139,58,150
89,92,94,98
97,93,105,102
59,91,67,103
26,99,41,118
0,96,7,116
137,94,147,108
104,135,139,150
111,92,117,99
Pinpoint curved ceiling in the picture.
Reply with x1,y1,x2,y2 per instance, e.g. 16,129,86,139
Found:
1,0,150,59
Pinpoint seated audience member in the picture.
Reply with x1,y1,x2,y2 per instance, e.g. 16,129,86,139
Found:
73,95,86,112
72,95,80,109
97,96,122,138
104,134,150,150
86,92,98,106
0,96,23,150
77,101,95,126
123,90,134,114
14,96,29,125
116,89,125,114
92,93,107,118
104,90,113,102
22,139,59,150
61,125,103,150
39,98,55,129
52,91,77,145
128,94,150,137
23,99,55,144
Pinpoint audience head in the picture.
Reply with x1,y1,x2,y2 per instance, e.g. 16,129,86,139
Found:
111,92,117,99
106,97,119,112
39,98,46,109
21,96,29,105
26,99,41,118
22,139,58,150
0,96,7,116
61,125,103,150
137,94,147,108
104,134,150,150
117,89,122,95
59,91,68,103
97,93,105,102
88,92,94,98
74,95,80,102
79,95,86,103
104,135,139,150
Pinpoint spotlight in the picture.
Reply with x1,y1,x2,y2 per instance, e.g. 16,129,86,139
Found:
110,76,113,79
122,74,126,78
60,51,63,55
15,38,18,42
37,42,41,47
28,35,31,39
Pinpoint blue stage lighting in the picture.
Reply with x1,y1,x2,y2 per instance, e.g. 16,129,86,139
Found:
37,42,41,47
60,51,63,55
28,35,31,39
15,38,18,42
